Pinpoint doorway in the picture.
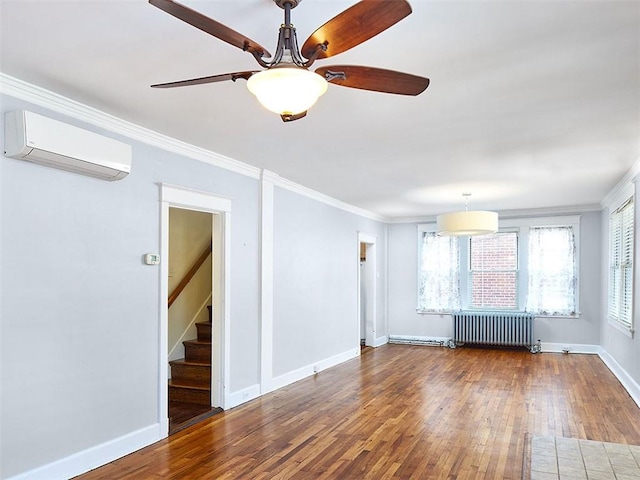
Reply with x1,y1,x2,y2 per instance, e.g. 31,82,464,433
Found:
167,208,218,433
358,233,377,351
159,185,231,437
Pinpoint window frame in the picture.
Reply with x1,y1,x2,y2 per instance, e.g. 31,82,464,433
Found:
417,215,581,317
415,227,461,313
608,196,634,336
465,229,520,311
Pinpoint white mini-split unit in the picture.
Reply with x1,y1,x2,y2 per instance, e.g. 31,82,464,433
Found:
4,110,132,181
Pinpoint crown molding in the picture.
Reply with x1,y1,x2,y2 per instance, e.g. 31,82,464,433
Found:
1,73,389,222
600,157,640,209
0,72,261,179
262,170,387,222
388,204,602,225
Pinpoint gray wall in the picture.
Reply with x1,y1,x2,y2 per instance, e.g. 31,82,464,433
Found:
273,187,387,377
387,211,603,346
600,201,640,387
0,94,388,478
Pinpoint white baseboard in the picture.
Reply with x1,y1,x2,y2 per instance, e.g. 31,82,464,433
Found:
373,335,389,347
540,342,600,354
389,335,451,346
271,347,359,392
598,347,640,409
226,383,261,409
6,424,161,480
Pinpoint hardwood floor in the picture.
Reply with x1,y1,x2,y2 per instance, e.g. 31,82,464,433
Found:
75,345,640,479
168,401,223,434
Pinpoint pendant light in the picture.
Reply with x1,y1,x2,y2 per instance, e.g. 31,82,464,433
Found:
437,194,498,236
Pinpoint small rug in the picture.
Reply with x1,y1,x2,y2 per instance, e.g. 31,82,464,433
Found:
523,434,640,479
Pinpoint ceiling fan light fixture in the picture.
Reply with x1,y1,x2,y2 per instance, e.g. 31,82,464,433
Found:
247,67,328,116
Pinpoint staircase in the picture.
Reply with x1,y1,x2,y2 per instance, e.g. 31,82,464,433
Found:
169,308,212,407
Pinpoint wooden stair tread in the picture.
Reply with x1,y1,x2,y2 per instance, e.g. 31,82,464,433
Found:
169,380,210,391
169,358,211,367
183,339,211,346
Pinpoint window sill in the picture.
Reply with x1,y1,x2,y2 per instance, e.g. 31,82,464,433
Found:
415,309,581,319
608,319,634,338
416,309,451,315
534,313,581,319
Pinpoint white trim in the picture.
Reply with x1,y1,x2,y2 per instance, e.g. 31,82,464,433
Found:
271,347,360,392
0,75,396,225
498,215,581,229
269,171,385,222
216,211,231,409
598,347,640,408
391,205,600,225
358,233,378,348
540,342,599,354
601,157,640,209
226,384,262,409
160,184,232,427
260,171,275,394
160,183,232,212
5,424,161,480
607,318,634,338
373,335,389,347
0,73,261,180
389,335,451,346
159,201,170,436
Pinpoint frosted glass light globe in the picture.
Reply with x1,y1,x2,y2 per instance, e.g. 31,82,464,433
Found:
247,67,328,115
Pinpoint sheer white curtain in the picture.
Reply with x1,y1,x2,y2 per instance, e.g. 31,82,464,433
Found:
526,226,577,315
417,232,460,312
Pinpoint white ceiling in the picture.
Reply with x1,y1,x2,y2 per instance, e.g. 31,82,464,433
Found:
1,0,639,219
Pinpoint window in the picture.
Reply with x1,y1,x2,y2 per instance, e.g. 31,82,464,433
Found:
608,197,634,330
417,231,460,312
527,227,577,316
417,216,579,316
469,232,518,309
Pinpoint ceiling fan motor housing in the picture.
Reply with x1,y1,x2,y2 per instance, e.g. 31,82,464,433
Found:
274,0,301,9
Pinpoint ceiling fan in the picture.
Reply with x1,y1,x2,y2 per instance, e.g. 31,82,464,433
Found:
149,0,430,122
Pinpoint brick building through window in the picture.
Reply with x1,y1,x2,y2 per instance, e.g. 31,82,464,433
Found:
469,232,518,309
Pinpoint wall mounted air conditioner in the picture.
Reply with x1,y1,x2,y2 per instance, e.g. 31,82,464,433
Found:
4,110,132,181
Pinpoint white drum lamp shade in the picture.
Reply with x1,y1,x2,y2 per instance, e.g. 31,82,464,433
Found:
436,210,499,236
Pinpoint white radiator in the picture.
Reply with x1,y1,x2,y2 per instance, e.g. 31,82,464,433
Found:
451,311,540,353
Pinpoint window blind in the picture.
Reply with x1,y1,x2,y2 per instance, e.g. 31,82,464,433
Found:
608,197,634,329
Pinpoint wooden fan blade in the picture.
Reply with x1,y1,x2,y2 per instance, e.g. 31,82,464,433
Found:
151,71,258,88
315,65,429,95
149,0,270,58
301,0,411,60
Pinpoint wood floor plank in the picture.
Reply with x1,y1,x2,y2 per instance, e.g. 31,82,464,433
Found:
75,345,640,479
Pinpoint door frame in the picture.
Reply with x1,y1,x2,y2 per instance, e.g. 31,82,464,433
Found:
357,232,377,348
159,184,232,437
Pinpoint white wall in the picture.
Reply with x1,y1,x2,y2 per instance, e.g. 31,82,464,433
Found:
387,211,603,347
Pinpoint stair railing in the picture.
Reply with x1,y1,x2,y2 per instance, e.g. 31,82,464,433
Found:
168,240,212,308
